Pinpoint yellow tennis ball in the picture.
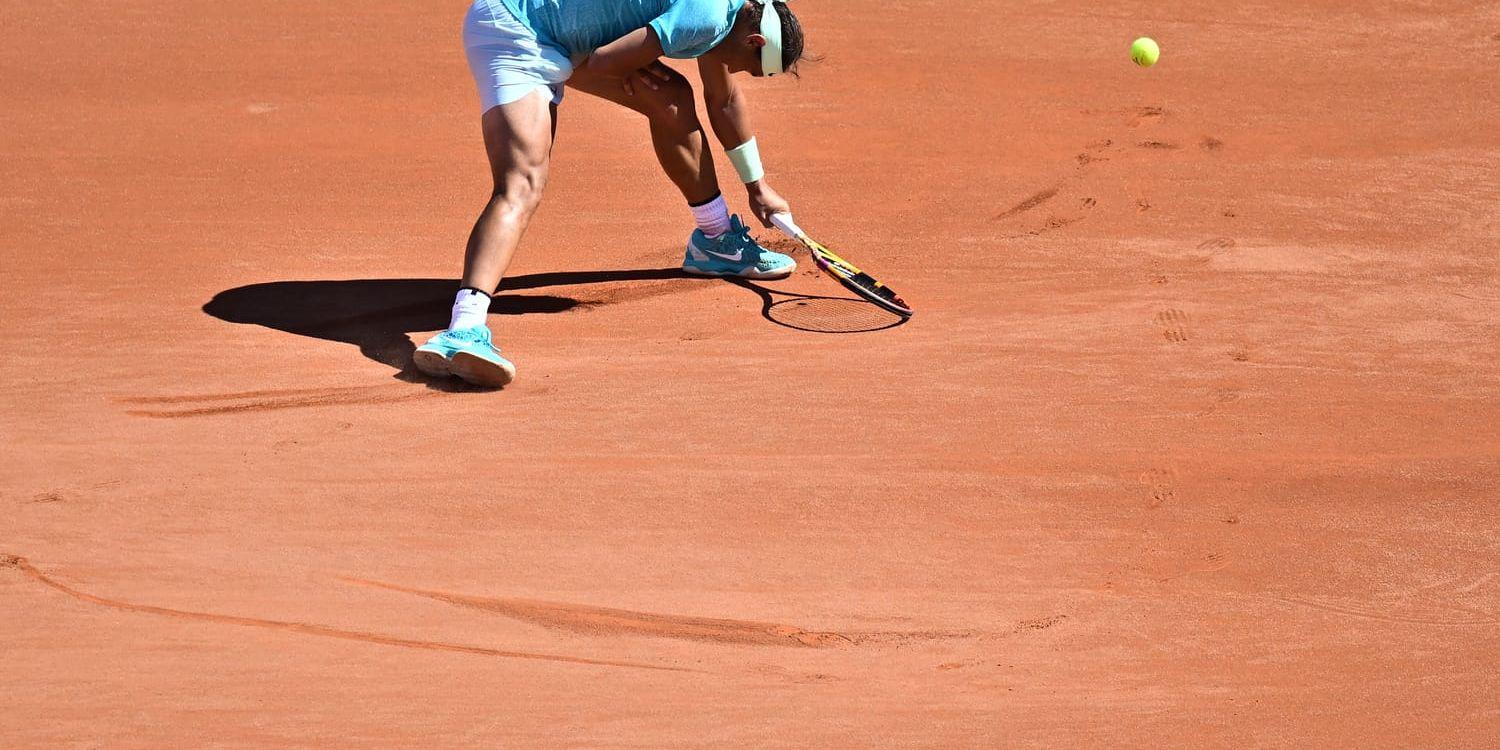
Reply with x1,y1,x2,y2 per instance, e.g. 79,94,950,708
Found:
1131,37,1160,67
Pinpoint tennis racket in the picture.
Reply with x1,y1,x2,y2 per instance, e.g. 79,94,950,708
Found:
769,213,913,317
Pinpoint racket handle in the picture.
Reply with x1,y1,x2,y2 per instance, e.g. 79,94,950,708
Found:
769,212,806,239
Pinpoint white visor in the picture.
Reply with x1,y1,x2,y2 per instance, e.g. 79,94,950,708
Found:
760,0,784,76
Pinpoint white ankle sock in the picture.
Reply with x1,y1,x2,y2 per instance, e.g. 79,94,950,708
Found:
690,194,732,238
450,288,491,330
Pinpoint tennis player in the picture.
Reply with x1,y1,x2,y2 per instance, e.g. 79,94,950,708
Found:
413,0,808,387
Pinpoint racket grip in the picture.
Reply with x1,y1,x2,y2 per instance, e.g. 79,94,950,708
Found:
769,212,805,239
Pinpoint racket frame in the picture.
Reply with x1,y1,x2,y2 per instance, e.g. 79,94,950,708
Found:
769,214,913,318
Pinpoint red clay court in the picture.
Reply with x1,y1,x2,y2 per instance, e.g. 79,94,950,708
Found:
3,1,1498,746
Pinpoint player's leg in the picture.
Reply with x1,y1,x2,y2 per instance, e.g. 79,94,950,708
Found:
461,92,556,296
567,65,718,205
414,90,554,388
415,1,572,388
566,68,794,280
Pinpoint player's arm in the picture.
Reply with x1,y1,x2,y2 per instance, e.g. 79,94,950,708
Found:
699,57,752,149
698,57,790,227
576,27,666,80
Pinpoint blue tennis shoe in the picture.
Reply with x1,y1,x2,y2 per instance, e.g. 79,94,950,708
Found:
682,215,795,279
413,326,516,388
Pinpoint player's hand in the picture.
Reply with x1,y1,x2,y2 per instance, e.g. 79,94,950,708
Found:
746,181,791,228
621,61,676,96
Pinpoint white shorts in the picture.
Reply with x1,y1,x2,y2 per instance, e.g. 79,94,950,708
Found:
463,0,573,111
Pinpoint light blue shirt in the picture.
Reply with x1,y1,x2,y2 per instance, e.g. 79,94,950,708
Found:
497,0,746,59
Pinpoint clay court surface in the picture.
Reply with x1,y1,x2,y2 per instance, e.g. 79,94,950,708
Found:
4,0,1499,746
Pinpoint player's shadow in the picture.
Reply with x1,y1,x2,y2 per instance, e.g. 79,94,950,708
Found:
203,269,687,385
203,268,905,388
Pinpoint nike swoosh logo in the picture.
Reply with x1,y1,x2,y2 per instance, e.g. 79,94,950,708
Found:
702,247,744,262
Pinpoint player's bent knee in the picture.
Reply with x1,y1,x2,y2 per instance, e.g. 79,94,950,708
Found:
642,81,699,133
490,166,548,218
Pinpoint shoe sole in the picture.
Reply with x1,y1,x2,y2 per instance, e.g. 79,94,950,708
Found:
451,351,517,388
682,264,795,280
412,349,453,378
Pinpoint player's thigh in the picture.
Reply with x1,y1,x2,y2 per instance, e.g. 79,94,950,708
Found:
478,91,556,190
566,65,693,121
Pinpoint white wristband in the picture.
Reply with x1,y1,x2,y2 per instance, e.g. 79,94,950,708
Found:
726,138,765,184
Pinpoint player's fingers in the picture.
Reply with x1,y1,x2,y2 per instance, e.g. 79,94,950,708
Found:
622,77,635,96
646,62,674,82
637,72,660,91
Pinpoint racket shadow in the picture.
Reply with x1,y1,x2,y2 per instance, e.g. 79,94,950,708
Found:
725,279,910,334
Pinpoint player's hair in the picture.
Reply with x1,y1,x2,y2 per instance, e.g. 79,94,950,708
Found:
746,0,807,75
